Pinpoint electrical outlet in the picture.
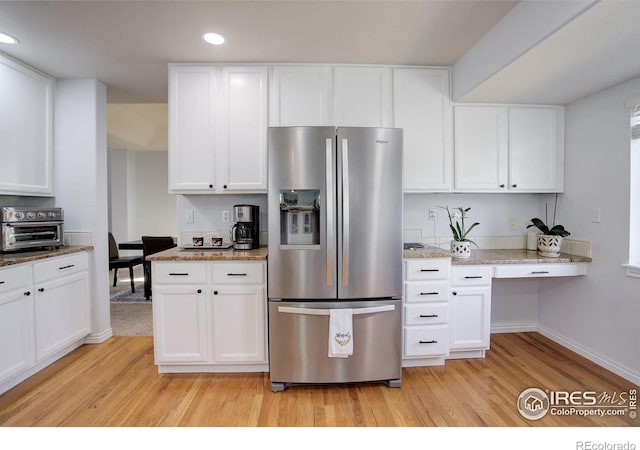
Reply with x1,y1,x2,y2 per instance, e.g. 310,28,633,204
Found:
185,209,194,224
591,207,601,223
509,218,517,231
222,210,230,223
428,208,437,221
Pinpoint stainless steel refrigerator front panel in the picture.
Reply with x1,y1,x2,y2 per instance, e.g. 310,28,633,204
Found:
336,127,403,299
268,126,337,299
268,299,402,385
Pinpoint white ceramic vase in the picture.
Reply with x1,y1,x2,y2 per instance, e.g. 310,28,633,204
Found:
450,240,471,259
537,235,563,257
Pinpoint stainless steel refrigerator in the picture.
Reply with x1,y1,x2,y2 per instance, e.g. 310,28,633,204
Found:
267,126,403,391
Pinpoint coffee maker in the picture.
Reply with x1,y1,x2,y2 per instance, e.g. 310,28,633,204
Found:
230,205,260,250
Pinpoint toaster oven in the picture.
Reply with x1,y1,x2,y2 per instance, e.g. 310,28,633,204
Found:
1,207,64,252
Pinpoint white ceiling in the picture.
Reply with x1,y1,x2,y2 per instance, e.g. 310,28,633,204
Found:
0,0,639,152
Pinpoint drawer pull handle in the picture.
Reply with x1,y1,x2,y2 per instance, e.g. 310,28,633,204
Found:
0,281,4,285
420,269,439,272
227,273,247,276
419,340,438,344
59,264,75,270
420,292,438,296
530,271,550,274
464,276,483,279
419,314,439,318
168,273,190,276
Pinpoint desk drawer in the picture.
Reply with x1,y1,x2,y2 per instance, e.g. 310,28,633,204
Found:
404,325,449,357
493,263,585,278
450,266,492,287
405,259,450,281
404,281,450,303
212,262,264,285
405,303,448,326
153,262,207,284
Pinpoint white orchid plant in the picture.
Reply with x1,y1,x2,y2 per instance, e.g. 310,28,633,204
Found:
440,206,480,248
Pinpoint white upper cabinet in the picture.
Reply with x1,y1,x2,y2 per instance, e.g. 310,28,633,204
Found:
0,53,53,196
168,65,268,194
269,65,333,126
454,105,564,193
393,68,452,192
334,66,392,127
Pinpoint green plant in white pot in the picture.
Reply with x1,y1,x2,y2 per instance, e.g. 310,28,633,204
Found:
527,195,570,257
440,206,480,259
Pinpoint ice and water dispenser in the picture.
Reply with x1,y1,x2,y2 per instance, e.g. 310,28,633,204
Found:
279,189,320,246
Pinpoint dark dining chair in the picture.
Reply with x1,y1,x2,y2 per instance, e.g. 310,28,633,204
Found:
108,232,143,293
142,236,176,300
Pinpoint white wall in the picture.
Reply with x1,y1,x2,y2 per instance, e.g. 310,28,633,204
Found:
107,149,177,244
537,76,640,384
54,79,110,342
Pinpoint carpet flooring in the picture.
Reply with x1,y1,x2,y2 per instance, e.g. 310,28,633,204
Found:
109,266,152,336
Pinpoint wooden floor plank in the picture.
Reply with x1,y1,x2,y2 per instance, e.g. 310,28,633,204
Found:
0,333,637,427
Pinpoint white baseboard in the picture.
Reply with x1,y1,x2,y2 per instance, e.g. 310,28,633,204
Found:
536,325,640,386
84,328,113,344
491,324,538,334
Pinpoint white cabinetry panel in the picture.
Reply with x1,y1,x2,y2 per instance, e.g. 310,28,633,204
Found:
334,66,392,127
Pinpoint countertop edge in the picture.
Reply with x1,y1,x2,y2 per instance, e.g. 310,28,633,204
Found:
404,247,592,265
0,245,94,268
148,247,268,262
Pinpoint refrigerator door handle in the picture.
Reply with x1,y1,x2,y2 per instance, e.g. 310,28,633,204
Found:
277,304,395,316
341,138,350,287
325,138,334,287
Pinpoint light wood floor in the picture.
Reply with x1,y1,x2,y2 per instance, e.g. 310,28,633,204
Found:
0,332,637,427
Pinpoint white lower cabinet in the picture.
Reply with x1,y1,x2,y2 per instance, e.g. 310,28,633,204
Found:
0,251,91,395
402,258,451,367
152,260,268,372
448,266,492,358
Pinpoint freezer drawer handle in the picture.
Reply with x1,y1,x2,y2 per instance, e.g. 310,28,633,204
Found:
419,340,438,344
278,304,395,316
419,314,438,318
59,264,75,270
420,291,438,296
226,273,247,276
464,276,483,279
530,271,550,274
420,269,439,272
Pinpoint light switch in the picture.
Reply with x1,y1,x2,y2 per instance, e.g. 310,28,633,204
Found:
185,209,194,224
591,208,601,223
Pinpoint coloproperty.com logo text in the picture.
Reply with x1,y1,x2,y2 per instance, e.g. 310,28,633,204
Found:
517,387,637,420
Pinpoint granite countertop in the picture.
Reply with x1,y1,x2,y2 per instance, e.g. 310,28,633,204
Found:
0,245,94,268
403,245,592,265
148,246,268,262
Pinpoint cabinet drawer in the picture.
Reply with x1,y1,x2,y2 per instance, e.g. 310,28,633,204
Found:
404,325,449,357
0,265,31,294
34,252,88,283
153,262,207,284
404,281,450,303
405,303,448,326
493,263,585,279
450,266,492,286
405,258,450,281
212,262,264,285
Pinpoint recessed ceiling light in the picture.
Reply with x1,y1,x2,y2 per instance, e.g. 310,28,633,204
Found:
202,32,225,46
0,32,19,45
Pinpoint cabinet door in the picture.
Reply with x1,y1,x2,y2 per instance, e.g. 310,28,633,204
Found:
509,106,564,192
454,106,508,192
168,65,217,193
0,54,53,196
269,65,333,126
449,286,491,351
394,68,452,192
334,66,392,127
153,285,208,363
0,289,35,383
210,285,266,364
218,66,268,192
34,271,90,360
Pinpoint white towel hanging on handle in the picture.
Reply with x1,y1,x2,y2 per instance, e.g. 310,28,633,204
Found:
328,309,353,358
